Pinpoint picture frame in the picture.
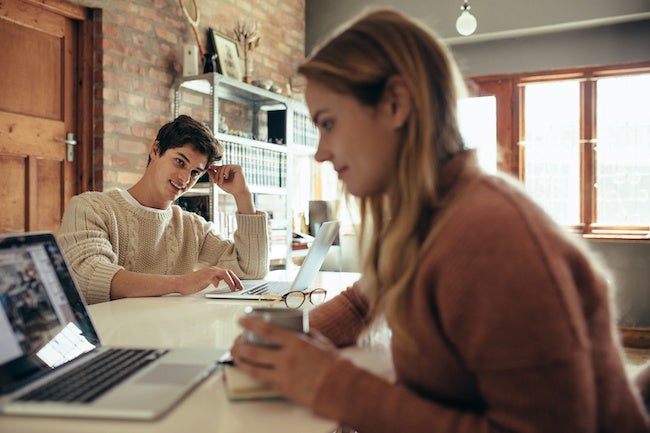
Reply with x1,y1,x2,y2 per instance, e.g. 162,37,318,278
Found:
213,32,242,81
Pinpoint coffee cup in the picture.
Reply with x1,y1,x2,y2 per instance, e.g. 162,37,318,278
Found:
243,307,307,348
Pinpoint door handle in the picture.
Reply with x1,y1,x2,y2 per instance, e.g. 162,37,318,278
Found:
58,132,77,162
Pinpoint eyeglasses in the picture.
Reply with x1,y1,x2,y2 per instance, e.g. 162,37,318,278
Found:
259,288,327,309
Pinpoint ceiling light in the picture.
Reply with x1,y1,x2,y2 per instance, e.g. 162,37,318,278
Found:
456,1,477,36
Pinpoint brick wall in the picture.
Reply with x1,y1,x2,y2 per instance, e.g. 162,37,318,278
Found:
70,0,305,191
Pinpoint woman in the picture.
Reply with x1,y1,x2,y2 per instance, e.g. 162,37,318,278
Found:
230,8,650,433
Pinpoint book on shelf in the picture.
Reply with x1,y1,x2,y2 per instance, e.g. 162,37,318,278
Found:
292,231,314,250
222,364,283,401
221,140,286,190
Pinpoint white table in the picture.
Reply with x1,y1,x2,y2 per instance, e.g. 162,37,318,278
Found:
0,271,362,433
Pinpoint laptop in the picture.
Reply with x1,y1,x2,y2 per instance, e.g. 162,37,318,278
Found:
205,220,341,300
0,232,225,420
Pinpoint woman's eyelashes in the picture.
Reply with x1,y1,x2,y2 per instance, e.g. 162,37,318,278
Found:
318,118,334,132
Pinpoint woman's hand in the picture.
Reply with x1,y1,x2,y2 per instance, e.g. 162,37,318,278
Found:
230,315,339,407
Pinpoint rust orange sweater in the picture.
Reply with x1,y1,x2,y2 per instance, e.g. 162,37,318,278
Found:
310,152,649,433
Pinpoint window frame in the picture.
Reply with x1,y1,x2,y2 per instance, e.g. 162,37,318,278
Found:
469,61,650,240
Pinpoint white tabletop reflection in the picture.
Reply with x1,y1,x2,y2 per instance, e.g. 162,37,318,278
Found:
0,271,361,433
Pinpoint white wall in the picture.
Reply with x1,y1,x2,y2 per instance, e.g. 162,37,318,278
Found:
305,0,650,76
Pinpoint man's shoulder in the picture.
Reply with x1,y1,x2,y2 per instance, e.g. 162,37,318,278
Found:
69,190,124,211
73,189,120,202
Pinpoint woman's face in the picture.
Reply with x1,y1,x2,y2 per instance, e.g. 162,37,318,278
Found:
306,79,403,197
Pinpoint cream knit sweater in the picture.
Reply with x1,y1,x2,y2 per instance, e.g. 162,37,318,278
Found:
57,189,269,304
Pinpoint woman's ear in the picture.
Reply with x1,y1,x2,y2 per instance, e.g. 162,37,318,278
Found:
382,75,412,129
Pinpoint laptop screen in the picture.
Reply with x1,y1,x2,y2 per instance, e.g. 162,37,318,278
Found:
0,233,99,394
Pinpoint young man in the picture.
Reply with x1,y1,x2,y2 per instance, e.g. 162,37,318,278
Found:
58,115,269,304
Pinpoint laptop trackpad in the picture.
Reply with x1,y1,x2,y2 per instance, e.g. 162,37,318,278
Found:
136,364,207,385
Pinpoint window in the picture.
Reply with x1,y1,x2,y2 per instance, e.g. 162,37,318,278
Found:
522,80,581,225
458,96,498,173
471,62,650,238
595,74,650,226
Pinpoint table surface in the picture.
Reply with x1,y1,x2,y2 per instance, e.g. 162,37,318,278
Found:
0,271,364,433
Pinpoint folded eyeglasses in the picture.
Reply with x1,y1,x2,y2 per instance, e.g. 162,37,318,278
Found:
258,288,327,309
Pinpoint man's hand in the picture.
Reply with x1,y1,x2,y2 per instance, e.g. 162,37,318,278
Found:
208,164,255,214
110,266,244,299
175,266,244,295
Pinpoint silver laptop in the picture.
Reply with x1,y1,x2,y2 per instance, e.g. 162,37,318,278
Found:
0,232,225,420
205,220,340,300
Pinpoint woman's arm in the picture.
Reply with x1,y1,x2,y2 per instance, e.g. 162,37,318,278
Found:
309,283,370,347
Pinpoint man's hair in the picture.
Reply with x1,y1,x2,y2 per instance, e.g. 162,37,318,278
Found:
149,115,223,166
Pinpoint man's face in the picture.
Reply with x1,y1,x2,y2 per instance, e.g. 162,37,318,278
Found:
148,142,208,206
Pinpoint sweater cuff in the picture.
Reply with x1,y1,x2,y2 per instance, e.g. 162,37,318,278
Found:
235,210,268,234
83,262,121,305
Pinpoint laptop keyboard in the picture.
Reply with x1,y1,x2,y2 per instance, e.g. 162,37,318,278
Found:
17,348,169,403
242,280,290,295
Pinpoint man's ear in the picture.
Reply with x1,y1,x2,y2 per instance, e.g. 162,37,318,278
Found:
149,140,160,159
382,75,412,129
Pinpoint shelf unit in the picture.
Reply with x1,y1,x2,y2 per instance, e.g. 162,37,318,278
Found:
173,73,319,269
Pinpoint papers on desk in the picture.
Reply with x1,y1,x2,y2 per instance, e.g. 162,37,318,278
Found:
222,365,283,401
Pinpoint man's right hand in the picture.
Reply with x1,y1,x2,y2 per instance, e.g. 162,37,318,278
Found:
176,266,245,296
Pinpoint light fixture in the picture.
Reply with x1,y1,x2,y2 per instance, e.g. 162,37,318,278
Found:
456,0,477,36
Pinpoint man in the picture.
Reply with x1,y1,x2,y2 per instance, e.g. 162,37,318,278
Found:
58,115,269,304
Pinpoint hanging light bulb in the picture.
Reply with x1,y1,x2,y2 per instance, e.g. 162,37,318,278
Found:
456,1,477,36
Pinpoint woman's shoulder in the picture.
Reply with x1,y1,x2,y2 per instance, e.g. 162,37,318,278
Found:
453,172,558,233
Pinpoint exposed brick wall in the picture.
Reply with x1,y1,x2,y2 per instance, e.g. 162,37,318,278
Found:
69,0,305,191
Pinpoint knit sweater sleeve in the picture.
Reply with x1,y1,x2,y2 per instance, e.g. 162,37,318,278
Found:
309,283,370,347
197,210,269,279
57,193,123,305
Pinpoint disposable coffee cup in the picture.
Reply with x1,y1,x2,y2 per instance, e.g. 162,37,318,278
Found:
243,307,307,348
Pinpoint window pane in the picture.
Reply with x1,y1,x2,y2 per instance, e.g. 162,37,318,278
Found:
596,74,650,226
458,96,497,173
524,81,580,225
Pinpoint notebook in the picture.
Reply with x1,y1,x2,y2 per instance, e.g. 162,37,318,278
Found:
205,220,341,300
0,232,225,420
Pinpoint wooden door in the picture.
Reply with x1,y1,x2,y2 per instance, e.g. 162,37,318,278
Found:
0,0,86,233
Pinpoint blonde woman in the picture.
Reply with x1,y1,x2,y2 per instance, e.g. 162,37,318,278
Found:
231,9,650,433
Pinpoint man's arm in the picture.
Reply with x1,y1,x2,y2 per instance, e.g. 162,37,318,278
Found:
110,266,244,299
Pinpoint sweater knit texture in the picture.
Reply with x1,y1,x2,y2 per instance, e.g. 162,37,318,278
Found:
57,189,268,304
309,152,650,433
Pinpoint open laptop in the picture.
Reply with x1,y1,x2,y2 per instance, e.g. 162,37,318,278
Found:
205,220,340,300
0,232,225,420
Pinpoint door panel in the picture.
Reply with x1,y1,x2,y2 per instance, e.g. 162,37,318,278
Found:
0,13,63,120
0,0,78,233
0,154,27,233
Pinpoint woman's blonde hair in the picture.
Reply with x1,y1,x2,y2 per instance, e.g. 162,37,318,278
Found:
298,8,467,349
